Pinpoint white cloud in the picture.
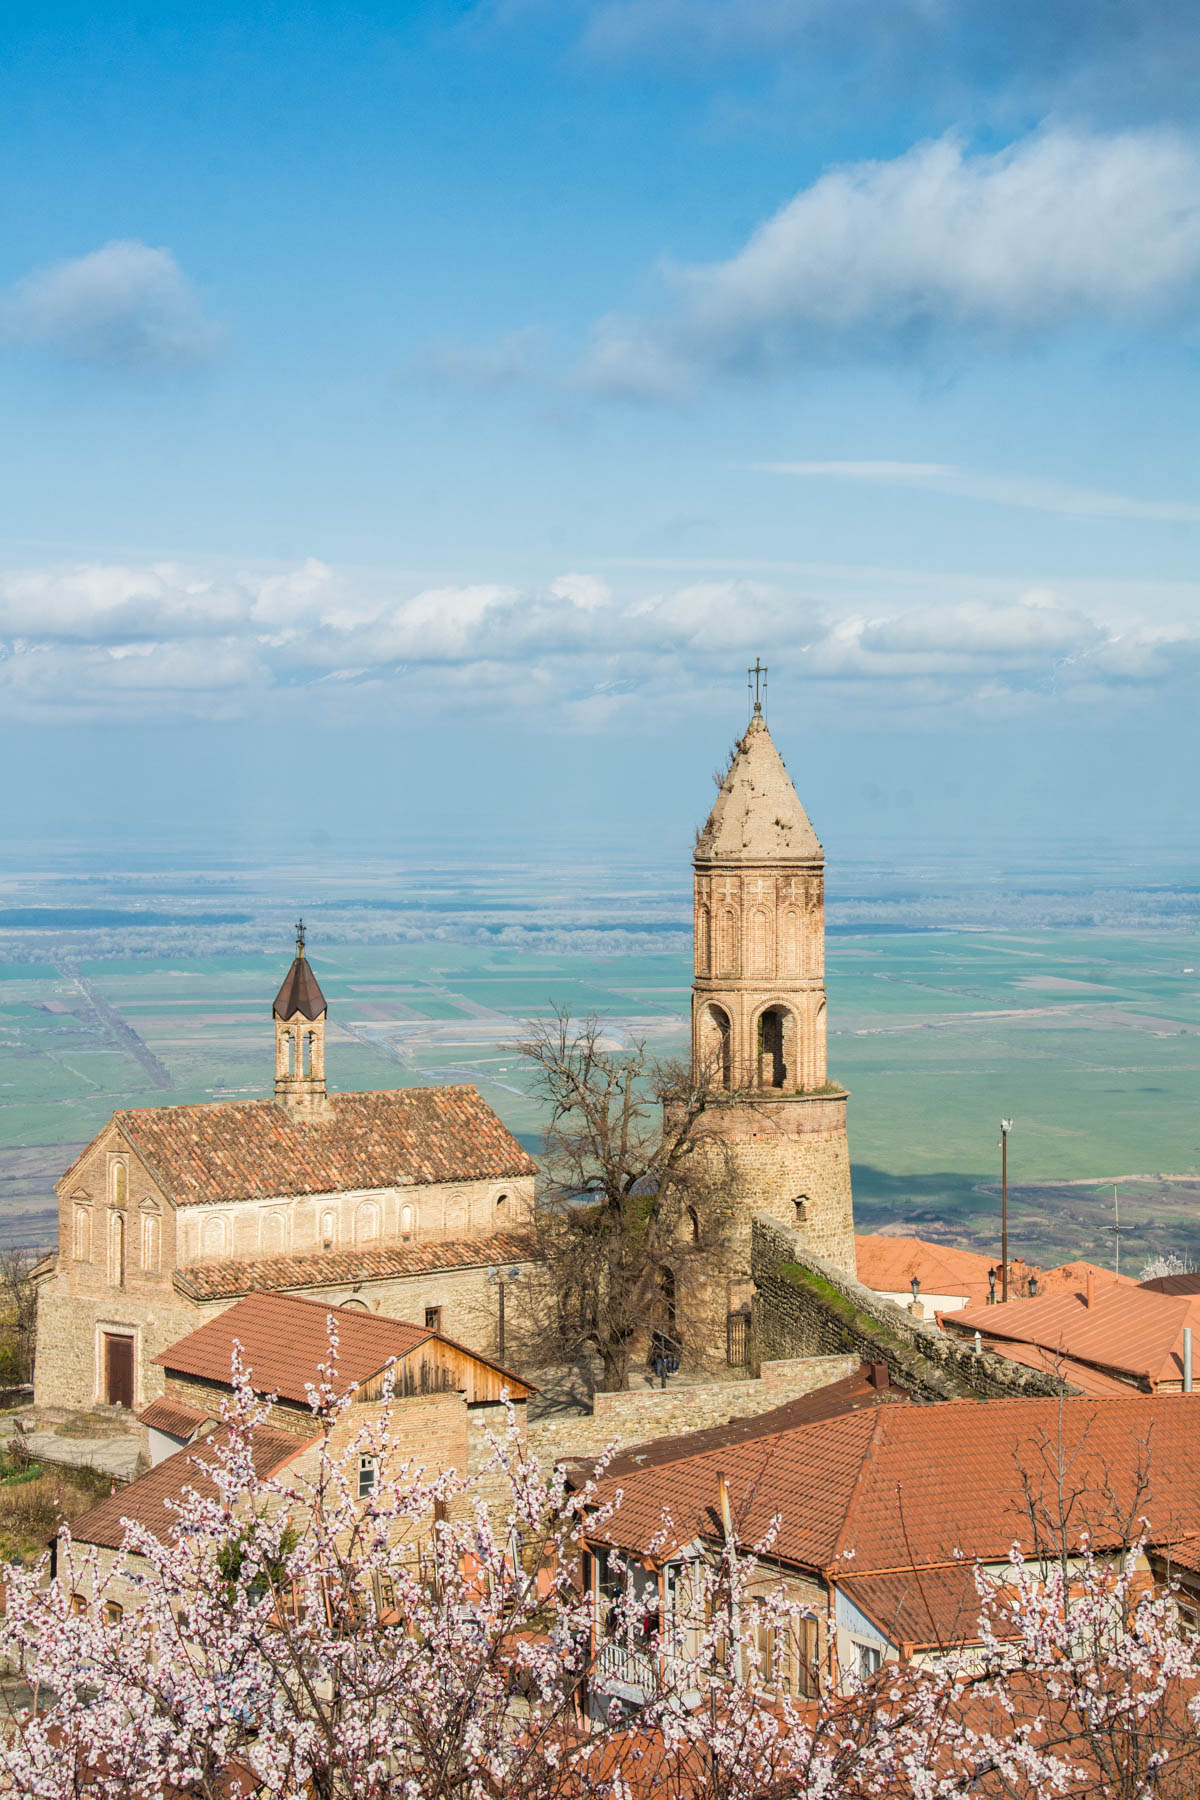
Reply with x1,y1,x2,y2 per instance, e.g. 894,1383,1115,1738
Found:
408,327,546,391
753,461,1200,523
0,553,1195,723
0,240,224,368
567,127,1200,394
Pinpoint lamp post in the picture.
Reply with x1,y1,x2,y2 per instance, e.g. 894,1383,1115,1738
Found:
487,1264,521,1363
999,1118,1014,1302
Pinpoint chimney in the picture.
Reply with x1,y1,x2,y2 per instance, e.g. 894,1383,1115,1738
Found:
974,1330,982,1356
717,1472,733,1542
1086,1270,1095,1310
1185,1328,1193,1394
867,1362,890,1390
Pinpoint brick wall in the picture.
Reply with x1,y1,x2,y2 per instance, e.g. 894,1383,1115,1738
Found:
35,1287,201,1413
750,1215,1071,1402
528,1351,858,1473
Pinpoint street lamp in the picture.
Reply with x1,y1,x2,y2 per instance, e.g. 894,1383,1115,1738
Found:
999,1118,1014,1302
487,1264,521,1363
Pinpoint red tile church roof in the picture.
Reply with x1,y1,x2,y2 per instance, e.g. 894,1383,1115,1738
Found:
174,1230,537,1301
93,1084,536,1206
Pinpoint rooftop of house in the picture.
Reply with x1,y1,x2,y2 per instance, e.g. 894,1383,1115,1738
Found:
694,705,822,865
69,1422,310,1551
154,1289,535,1406
839,1563,1023,1654
173,1229,537,1302
942,1281,1200,1388
137,1395,210,1440
566,1363,908,1489
855,1236,1134,1311
584,1393,1200,1572
65,1083,537,1206
964,1335,1134,1398
1142,1272,1200,1297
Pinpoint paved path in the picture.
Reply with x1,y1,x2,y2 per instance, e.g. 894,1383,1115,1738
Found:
11,1429,142,1482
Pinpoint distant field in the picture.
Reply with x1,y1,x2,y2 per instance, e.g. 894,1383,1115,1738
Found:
0,920,1197,1264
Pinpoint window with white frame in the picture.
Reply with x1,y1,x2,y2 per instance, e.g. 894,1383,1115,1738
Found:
357,1455,378,1499
856,1641,882,1680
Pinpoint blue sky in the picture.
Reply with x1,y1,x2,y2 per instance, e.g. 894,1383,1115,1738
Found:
1,1,1197,862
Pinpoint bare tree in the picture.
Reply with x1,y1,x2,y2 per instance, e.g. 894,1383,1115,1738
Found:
0,1249,37,1386
515,1011,735,1392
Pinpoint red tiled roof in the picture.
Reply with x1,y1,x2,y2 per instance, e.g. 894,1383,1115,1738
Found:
174,1230,537,1301
137,1396,210,1439
587,1393,1200,1572
839,1564,1022,1652
855,1236,997,1307
567,1366,909,1487
1142,1273,1200,1297
154,1291,432,1401
154,1290,535,1405
1034,1258,1135,1297
1160,1531,1200,1577
943,1284,1200,1387
70,1424,308,1550
272,952,326,1021
103,1084,536,1205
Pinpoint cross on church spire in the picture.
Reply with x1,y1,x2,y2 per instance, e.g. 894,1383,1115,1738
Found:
294,918,306,958
747,657,768,714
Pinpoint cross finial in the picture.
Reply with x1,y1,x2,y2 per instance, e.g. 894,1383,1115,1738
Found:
747,656,768,714
294,918,306,958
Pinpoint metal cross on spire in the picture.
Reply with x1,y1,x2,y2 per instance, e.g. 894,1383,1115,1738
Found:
294,918,306,957
747,656,768,714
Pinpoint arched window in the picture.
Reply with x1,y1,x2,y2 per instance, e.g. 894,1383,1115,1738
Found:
695,905,711,975
262,1213,286,1256
400,1203,415,1239
355,1200,381,1244
320,1210,336,1249
73,1205,91,1263
303,1032,315,1076
111,1162,127,1208
757,1007,791,1090
495,1192,509,1213
792,1196,809,1224
340,1297,369,1313
686,1206,700,1244
748,906,772,976
140,1205,161,1273
718,908,738,975
284,1032,295,1076
699,1003,732,1090
109,1211,126,1288
201,1213,229,1259
779,907,800,974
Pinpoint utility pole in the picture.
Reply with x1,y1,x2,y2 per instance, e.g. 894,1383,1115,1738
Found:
1001,1125,1008,1304
1105,1182,1133,1278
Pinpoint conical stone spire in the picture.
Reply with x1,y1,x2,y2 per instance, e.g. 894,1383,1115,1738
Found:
696,705,822,865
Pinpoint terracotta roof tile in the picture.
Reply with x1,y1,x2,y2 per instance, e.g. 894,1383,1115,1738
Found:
155,1290,535,1405
155,1291,432,1401
70,1424,308,1550
174,1230,536,1301
137,1396,210,1439
839,1565,1020,1651
589,1394,1200,1571
1142,1273,1200,1297
964,1337,1135,1397
108,1084,536,1206
943,1284,1200,1386
855,1236,998,1307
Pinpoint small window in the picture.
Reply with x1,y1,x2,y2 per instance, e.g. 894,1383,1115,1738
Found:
495,1192,508,1211
357,1455,378,1500
320,1210,336,1250
111,1162,127,1208
73,1205,91,1263
856,1642,882,1680
71,1593,87,1617
793,1196,809,1224
1179,1599,1199,1637
400,1202,415,1238
424,1306,443,1333
140,1209,161,1274
104,1600,123,1626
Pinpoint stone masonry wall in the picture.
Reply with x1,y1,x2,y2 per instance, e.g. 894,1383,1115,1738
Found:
528,1352,857,1473
751,1215,1072,1403
35,1287,202,1414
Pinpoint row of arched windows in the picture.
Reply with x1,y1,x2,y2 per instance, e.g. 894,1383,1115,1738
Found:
74,1199,160,1285
694,904,806,977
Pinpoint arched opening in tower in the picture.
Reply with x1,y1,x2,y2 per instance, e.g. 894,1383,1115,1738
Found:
699,1003,733,1089
757,1006,790,1089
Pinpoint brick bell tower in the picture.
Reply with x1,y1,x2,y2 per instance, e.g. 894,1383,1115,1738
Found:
690,673,856,1278
273,919,330,1118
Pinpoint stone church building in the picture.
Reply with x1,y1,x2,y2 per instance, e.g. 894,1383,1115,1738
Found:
687,695,857,1283
34,934,537,1415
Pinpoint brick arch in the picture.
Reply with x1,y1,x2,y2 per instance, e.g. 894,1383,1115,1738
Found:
753,1001,797,1090
697,1001,733,1089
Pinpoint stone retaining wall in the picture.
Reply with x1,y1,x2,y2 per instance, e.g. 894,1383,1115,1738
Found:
528,1351,858,1473
750,1215,1072,1402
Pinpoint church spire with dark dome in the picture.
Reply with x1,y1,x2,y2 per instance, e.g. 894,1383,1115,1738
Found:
273,920,328,1115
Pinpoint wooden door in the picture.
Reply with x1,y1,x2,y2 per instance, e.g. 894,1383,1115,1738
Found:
103,1333,134,1409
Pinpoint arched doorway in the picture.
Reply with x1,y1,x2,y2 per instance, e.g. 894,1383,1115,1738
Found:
698,1002,733,1089
757,1007,792,1089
